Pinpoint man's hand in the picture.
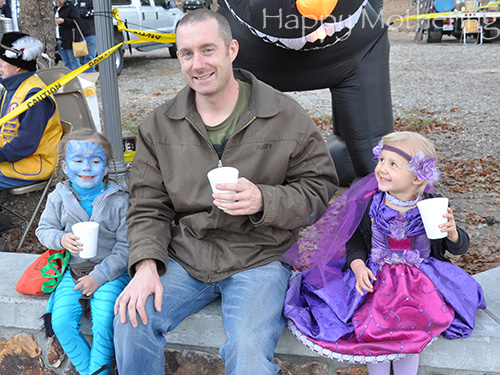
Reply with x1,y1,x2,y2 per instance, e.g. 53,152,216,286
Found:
212,177,263,215
74,275,99,297
114,259,163,328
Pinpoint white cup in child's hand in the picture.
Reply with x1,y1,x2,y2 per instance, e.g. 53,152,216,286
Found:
207,167,239,209
417,198,449,239
72,221,99,258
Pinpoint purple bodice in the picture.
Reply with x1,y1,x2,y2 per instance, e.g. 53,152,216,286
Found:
371,217,431,267
370,191,431,267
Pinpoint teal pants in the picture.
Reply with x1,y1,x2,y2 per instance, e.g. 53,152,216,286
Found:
47,268,130,375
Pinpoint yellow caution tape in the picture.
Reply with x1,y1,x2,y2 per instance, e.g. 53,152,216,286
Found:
0,9,176,127
0,9,175,126
113,9,176,44
0,42,124,127
391,1,500,24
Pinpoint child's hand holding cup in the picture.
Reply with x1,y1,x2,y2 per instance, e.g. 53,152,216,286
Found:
71,221,99,258
417,197,449,239
207,167,239,210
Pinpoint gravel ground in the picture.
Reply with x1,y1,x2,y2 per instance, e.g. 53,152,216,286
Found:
117,30,500,159
2,30,499,273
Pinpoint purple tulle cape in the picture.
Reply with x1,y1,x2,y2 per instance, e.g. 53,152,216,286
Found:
283,173,379,288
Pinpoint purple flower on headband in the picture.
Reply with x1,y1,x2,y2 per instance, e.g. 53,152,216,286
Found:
407,152,440,184
372,141,383,161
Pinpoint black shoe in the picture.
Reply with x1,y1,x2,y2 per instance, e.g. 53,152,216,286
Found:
0,212,12,233
0,237,10,252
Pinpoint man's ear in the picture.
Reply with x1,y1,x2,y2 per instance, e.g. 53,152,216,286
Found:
61,161,68,175
229,39,239,63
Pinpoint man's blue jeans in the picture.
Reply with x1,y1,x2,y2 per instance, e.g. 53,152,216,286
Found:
114,258,292,375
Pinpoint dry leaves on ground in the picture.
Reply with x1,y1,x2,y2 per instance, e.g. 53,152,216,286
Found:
453,239,500,275
442,158,500,193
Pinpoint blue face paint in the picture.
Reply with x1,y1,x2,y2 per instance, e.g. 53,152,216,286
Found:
64,141,108,189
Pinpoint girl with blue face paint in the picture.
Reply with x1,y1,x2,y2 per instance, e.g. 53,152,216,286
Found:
63,140,108,190
35,129,131,375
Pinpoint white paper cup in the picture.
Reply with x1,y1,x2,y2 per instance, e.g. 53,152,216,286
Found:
72,221,99,258
207,167,239,208
417,198,449,239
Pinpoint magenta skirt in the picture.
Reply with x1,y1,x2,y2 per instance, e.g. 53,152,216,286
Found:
287,262,456,363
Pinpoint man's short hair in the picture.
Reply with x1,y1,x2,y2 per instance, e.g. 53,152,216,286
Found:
177,9,233,47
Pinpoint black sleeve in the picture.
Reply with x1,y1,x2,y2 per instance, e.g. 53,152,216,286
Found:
432,226,470,261
446,226,470,255
425,192,470,260
346,209,372,268
63,4,81,25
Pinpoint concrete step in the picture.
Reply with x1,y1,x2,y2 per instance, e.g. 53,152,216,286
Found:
1,252,499,374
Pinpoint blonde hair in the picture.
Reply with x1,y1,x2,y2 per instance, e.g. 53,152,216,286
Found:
381,131,438,195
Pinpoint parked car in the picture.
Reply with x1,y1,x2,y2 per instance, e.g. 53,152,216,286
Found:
112,0,184,75
181,0,212,11
423,0,500,43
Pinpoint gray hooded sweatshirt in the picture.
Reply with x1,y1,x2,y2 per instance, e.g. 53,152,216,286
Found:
36,181,130,286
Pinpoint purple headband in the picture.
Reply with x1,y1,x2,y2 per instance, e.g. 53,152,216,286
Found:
372,140,440,185
382,145,412,161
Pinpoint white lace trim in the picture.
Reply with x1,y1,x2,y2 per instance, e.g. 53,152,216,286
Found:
286,320,425,364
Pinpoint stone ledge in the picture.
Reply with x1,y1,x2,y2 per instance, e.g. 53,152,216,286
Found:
1,252,499,374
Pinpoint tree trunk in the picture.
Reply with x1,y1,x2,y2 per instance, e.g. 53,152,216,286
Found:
18,0,57,67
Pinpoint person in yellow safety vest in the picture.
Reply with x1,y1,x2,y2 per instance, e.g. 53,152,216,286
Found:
0,32,62,232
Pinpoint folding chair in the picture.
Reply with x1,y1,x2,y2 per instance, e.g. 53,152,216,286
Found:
461,19,483,45
2,67,98,248
37,67,96,131
0,121,72,249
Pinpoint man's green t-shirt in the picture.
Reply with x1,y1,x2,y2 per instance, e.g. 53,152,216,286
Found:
206,80,251,159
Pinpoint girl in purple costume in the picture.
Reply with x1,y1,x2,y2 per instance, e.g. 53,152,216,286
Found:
283,132,486,375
